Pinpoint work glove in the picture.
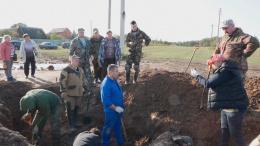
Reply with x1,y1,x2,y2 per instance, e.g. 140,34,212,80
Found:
33,125,39,133
191,69,200,77
21,113,31,120
115,107,124,113
61,92,67,100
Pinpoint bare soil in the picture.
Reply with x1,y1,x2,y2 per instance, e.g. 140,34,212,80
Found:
0,63,259,146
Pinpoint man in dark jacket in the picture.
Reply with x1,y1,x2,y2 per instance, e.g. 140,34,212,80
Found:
72,127,102,146
90,28,104,84
191,54,249,146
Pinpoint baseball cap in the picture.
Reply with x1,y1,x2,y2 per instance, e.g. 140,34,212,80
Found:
221,19,234,28
78,28,85,31
207,54,226,64
93,28,98,33
72,55,80,59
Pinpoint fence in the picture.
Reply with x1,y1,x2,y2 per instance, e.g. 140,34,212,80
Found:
12,38,71,46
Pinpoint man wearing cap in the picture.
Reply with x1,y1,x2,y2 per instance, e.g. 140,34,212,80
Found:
59,55,88,132
90,28,104,84
20,89,61,145
151,131,194,146
125,20,151,84
70,28,94,87
190,54,249,146
215,19,259,85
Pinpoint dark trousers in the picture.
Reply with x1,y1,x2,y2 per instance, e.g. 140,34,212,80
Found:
220,108,247,146
92,59,102,79
24,56,35,76
102,58,116,79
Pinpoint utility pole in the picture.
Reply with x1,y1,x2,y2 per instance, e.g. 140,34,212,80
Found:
211,24,213,47
108,0,111,30
120,0,125,53
216,8,222,46
90,21,92,37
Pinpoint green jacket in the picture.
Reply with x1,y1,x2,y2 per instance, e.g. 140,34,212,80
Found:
20,89,60,128
90,35,104,59
126,28,151,52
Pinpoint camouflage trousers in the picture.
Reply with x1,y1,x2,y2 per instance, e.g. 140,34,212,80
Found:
125,51,142,73
92,59,102,80
38,100,61,146
79,60,93,85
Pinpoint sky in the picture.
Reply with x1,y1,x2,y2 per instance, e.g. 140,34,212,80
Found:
1,0,260,42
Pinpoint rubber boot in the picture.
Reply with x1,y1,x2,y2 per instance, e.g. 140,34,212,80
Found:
133,71,139,84
125,72,130,84
66,102,76,132
73,106,82,128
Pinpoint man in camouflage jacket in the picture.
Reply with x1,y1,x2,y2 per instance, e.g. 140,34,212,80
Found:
125,21,151,84
59,55,88,132
214,19,259,85
90,28,104,83
70,28,94,86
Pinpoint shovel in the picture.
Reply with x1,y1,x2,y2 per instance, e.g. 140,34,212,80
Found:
22,113,41,144
118,114,131,145
199,64,212,110
185,45,200,72
83,88,92,124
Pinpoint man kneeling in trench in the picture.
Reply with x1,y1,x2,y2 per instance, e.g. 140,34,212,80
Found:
151,131,193,146
72,127,102,146
191,54,249,146
20,89,62,146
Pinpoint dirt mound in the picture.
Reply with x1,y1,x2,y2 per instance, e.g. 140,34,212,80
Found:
0,127,31,146
0,70,259,146
245,77,260,110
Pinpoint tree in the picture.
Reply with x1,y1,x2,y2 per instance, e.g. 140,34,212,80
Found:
36,31,44,39
50,32,65,40
0,29,12,36
11,23,27,28
71,30,77,39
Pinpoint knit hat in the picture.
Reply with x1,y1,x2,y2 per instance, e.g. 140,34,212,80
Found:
207,54,226,64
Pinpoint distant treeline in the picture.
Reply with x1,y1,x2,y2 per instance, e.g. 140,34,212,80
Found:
172,36,219,47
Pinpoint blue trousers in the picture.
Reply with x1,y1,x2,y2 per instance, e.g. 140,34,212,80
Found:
220,108,247,146
102,112,123,146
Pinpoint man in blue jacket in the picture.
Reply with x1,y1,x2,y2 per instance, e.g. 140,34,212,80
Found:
191,54,249,146
100,64,124,146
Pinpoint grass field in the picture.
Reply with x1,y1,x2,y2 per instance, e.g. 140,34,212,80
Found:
29,45,260,65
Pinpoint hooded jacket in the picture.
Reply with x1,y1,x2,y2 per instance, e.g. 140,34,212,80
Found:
215,27,259,73
196,61,249,111
20,89,60,127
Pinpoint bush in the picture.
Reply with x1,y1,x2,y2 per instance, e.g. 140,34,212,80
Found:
121,53,128,60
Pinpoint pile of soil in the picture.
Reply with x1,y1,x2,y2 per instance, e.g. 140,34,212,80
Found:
0,70,259,146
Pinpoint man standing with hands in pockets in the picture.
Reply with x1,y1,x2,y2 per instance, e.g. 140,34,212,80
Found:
100,64,124,146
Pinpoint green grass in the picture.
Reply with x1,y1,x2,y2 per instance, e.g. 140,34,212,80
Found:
17,45,260,65
141,46,260,65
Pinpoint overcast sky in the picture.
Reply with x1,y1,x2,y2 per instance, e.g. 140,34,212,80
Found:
1,0,260,42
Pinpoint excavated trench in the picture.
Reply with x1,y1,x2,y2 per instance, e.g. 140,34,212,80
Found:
0,70,259,146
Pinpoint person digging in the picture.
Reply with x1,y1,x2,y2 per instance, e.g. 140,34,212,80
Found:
190,54,249,146
59,55,89,132
20,89,62,146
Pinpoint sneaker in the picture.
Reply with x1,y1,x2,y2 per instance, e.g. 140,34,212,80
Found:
7,77,14,82
133,80,137,84
25,76,28,79
125,81,129,85
31,75,35,78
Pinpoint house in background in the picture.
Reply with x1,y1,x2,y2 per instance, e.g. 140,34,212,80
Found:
17,26,47,39
49,28,72,39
